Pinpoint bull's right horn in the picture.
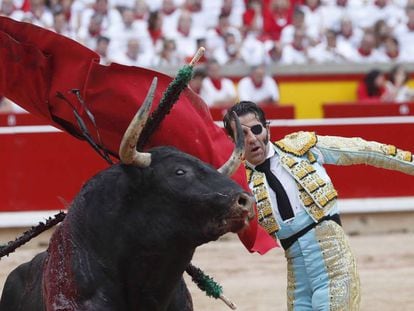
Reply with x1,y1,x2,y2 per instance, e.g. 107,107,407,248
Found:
119,77,157,167
218,112,245,176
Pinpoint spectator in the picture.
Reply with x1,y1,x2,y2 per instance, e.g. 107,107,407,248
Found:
349,30,385,63
152,38,183,66
77,12,105,50
212,32,244,65
219,0,244,29
394,5,414,62
95,35,112,65
356,69,395,103
169,10,201,59
1,0,24,20
382,36,402,62
319,0,351,32
199,59,237,108
336,17,363,48
300,0,324,45
147,10,164,52
205,13,241,54
385,64,414,103
106,7,153,56
183,0,209,32
242,0,264,37
237,64,280,106
24,0,54,28
280,7,306,45
112,37,152,67
78,0,123,36
240,31,268,66
262,0,293,41
308,29,354,63
373,19,393,49
188,67,207,95
160,0,180,38
280,28,309,64
51,8,75,38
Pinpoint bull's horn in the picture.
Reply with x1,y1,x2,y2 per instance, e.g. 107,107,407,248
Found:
218,112,245,176
119,77,157,167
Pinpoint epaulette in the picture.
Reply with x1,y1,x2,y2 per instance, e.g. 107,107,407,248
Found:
274,131,317,156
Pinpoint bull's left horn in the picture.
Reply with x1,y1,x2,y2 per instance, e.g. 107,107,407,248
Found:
119,77,157,167
218,112,245,176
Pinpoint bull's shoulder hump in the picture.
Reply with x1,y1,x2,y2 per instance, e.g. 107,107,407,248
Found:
274,131,317,156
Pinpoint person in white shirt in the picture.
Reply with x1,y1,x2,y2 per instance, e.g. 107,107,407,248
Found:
308,29,354,63
106,7,153,58
280,28,310,64
237,64,280,105
111,37,152,67
199,59,237,108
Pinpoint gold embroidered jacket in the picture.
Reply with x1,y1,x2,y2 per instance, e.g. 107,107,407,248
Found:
246,131,414,236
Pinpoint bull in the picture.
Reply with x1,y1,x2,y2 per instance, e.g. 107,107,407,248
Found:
0,78,254,311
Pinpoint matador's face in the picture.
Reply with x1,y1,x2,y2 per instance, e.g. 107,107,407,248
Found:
232,113,270,166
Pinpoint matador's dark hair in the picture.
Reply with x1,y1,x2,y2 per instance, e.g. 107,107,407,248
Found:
223,101,267,138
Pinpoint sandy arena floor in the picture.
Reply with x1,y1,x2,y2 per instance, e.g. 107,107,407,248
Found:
1,228,414,310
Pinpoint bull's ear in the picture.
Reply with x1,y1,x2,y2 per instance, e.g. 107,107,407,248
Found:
218,112,245,176
119,77,158,167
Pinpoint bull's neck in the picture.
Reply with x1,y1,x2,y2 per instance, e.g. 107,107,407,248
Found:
43,221,80,311
70,223,196,310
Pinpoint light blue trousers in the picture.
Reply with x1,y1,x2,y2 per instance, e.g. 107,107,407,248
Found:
276,213,360,311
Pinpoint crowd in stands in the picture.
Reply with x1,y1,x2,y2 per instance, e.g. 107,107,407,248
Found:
1,0,414,110
3,0,414,66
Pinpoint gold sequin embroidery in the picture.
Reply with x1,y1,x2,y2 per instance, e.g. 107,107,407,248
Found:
275,132,317,156
315,221,361,310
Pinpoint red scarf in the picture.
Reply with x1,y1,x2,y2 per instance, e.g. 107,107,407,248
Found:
252,79,263,88
210,78,222,90
358,47,371,56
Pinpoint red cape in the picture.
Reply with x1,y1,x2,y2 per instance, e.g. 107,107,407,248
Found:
0,16,277,254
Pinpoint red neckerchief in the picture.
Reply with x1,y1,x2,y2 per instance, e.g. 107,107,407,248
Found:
215,27,223,36
149,29,162,44
252,79,263,88
408,22,414,31
292,42,304,51
88,29,100,37
210,78,222,90
178,27,189,37
65,11,71,22
358,47,371,56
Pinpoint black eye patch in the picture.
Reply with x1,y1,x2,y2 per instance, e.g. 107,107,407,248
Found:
250,124,263,135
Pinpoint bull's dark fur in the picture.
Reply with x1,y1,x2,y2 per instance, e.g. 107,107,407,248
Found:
0,146,251,311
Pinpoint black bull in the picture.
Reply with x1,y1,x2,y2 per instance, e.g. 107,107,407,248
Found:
0,78,254,310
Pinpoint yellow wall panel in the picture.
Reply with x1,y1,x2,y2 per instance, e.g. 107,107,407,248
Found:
279,81,359,118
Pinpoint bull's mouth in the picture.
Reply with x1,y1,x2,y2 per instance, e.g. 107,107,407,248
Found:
202,192,254,242
210,202,253,238
220,212,250,233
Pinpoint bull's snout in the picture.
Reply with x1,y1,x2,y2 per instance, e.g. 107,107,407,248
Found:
235,192,255,222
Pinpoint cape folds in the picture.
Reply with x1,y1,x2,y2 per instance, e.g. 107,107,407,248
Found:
0,17,277,254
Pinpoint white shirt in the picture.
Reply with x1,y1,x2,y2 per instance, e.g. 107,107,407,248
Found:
250,146,303,221
199,77,237,107
237,75,279,103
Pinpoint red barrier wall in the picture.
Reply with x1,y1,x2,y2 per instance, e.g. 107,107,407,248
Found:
1,113,414,212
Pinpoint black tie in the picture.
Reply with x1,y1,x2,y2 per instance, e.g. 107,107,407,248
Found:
255,158,295,221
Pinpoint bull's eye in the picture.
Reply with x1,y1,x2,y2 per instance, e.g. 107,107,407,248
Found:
175,169,186,176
